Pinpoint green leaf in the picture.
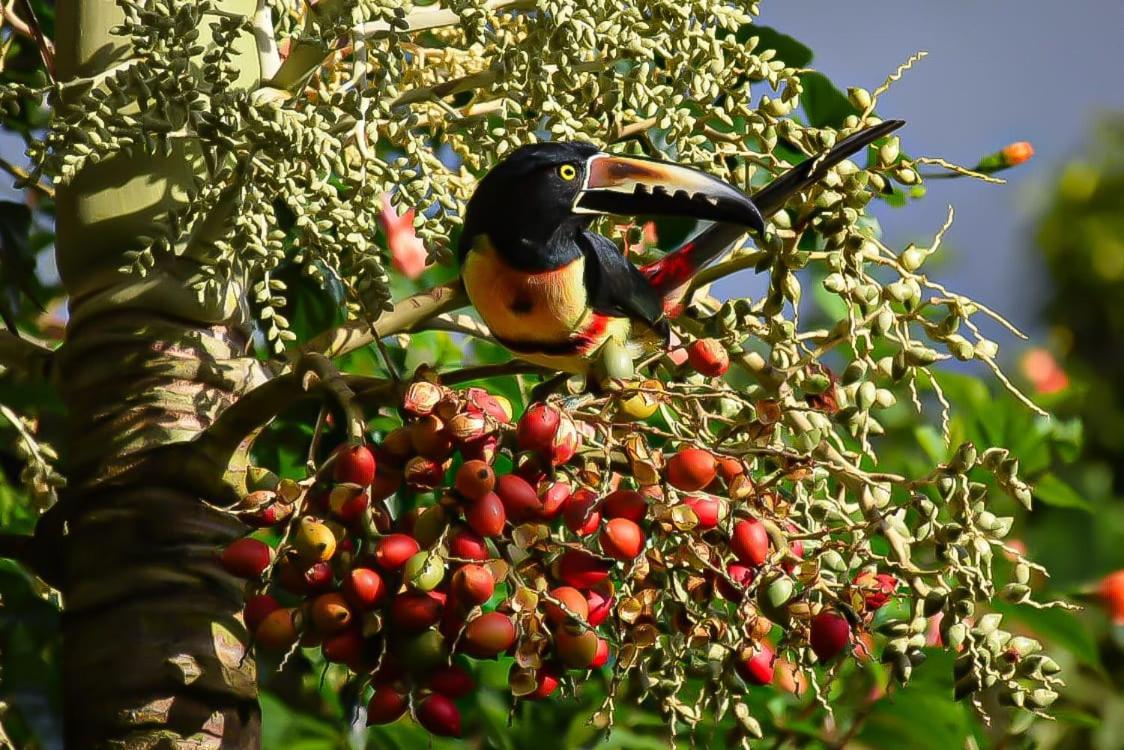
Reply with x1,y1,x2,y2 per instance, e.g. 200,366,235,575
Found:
1033,473,1093,511
800,72,859,129
743,25,813,68
858,650,971,750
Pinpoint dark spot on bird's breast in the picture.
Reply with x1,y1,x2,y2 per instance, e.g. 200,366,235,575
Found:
510,294,534,314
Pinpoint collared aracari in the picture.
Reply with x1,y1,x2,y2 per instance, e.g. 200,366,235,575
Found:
458,119,905,376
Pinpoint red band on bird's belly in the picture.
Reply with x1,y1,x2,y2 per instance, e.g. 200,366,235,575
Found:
492,313,612,357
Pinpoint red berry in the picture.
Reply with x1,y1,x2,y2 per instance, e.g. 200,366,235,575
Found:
455,459,496,500
682,493,725,529
731,518,769,567
447,527,489,561
602,489,647,522
529,666,561,700
736,641,775,686
495,474,543,522
416,693,462,738
333,444,377,485
517,403,561,454
462,612,517,658
411,415,455,459
666,448,717,492
539,481,571,519
311,592,354,635
366,685,408,725
329,487,369,524
715,456,744,482
599,517,645,560
550,414,581,466
563,488,602,536
243,594,280,632
451,563,495,606
343,567,386,610
1100,570,1124,624
221,538,273,578
687,338,730,377
322,628,365,664
374,534,420,570
716,563,755,602
465,491,506,537
556,550,612,589
853,571,898,611
590,637,610,668
544,586,589,626
585,584,614,627
428,663,475,698
390,592,444,631
810,611,851,662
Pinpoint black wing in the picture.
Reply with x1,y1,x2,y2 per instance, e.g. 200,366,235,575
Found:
578,231,670,344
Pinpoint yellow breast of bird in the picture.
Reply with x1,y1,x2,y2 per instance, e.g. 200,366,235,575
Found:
462,236,590,345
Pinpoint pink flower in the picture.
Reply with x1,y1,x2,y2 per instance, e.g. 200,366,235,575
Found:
378,193,428,280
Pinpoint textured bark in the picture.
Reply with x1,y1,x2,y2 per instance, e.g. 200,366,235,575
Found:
52,0,268,746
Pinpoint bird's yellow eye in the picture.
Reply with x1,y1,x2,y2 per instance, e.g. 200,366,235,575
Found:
557,163,578,181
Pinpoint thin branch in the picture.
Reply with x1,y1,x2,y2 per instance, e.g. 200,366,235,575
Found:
425,311,494,341
0,154,53,198
300,280,468,360
441,360,550,385
3,0,54,80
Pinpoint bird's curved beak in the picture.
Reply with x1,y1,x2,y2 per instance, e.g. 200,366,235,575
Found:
574,153,765,233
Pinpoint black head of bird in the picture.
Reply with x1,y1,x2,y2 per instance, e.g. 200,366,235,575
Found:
458,141,765,271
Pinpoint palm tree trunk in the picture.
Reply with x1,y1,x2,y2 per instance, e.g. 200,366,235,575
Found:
53,0,266,745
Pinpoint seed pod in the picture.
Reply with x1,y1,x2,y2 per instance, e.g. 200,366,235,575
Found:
403,381,444,416
404,456,447,489
517,403,560,454
404,551,446,592
585,583,614,627
563,488,602,536
682,494,725,529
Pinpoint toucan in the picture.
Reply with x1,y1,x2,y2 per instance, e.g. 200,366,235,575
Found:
459,119,905,376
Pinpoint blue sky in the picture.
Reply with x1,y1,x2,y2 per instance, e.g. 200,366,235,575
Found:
747,1,1124,337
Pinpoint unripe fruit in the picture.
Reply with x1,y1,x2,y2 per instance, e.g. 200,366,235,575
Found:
428,663,475,698
374,534,419,570
405,551,446,592
243,594,280,632
455,459,495,500
585,584,614,627
810,611,851,662
731,518,769,567
666,448,717,491
400,628,448,673
366,685,408,725
416,693,462,738
411,415,455,459
590,637,610,669
854,571,898,610
254,607,297,651
544,586,589,626
343,568,386,610
462,612,517,658
555,625,598,668
602,489,646,522
682,494,725,529
390,592,444,631
563,488,601,536
517,403,560,454
322,628,365,664
333,444,377,486
447,527,489,561
687,338,730,377
617,379,661,421
539,481,571,519
465,491,506,537
410,505,449,549
736,641,776,686
556,550,612,589
451,563,495,606
495,474,543,522
221,538,273,578
293,518,337,563
599,517,645,560
311,592,354,635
